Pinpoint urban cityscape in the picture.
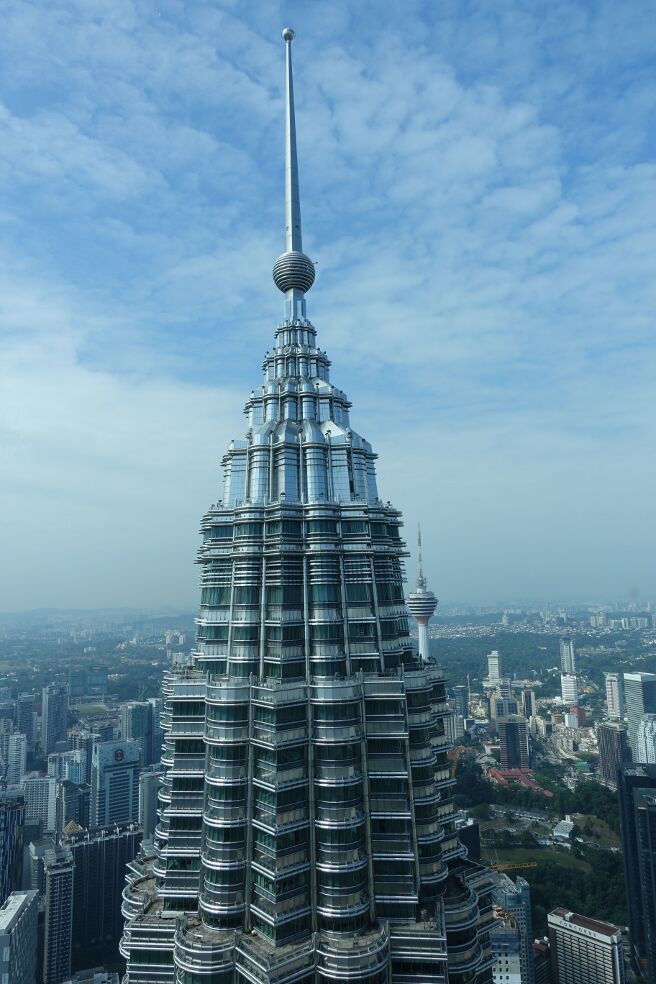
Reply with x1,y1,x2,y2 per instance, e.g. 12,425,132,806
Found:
2,596,656,982
1,7,654,984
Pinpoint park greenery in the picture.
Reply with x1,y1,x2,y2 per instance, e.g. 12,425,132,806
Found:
513,848,627,936
430,628,655,695
454,758,627,934
454,756,620,832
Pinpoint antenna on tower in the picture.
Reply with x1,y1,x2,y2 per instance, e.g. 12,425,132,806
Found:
272,29,316,321
417,523,426,590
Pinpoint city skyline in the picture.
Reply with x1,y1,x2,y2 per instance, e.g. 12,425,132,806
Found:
1,2,655,611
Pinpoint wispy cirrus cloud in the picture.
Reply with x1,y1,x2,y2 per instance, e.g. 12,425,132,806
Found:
0,0,654,608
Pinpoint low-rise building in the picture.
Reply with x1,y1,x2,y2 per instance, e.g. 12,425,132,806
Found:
553,818,575,843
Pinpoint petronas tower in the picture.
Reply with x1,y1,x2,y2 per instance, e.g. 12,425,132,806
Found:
121,29,494,984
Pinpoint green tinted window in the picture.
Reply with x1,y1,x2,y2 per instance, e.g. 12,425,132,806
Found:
342,521,369,535
310,583,340,604
234,523,263,538
198,624,229,641
201,586,231,606
345,583,372,603
204,525,232,539
307,520,338,534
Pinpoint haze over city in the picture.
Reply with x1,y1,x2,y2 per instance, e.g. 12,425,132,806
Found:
1,0,654,610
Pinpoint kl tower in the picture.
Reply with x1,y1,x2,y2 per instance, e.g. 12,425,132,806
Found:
407,525,438,664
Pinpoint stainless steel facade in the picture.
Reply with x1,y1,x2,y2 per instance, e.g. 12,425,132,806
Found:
120,28,493,984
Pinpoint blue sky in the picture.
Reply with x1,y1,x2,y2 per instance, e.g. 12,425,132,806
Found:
0,0,654,610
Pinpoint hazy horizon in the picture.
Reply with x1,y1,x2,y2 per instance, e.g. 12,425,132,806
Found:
1,1,654,609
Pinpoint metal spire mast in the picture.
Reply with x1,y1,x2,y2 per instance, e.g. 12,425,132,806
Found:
272,29,316,321
283,27,302,253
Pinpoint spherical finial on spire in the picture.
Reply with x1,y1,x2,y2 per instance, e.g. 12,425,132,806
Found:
273,251,315,294
282,27,295,43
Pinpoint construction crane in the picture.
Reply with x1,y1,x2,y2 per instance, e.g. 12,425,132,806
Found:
489,862,539,872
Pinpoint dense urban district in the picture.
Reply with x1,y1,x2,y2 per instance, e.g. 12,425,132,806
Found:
0,601,654,983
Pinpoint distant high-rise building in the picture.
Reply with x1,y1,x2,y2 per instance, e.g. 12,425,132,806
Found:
624,673,656,759
68,666,87,698
490,696,518,721
453,684,469,719
632,787,656,982
138,765,163,843
0,699,14,732
48,749,87,785
0,789,25,907
486,651,502,686
618,764,656,974
43,844,74,984
15,694,35,746
86,666,108,696
0,890,38,984
492,874,535,984
91,722,114,744
55,779,90,838
490,909,522,983
605,672,625,721
597,722,629,790
1,731,27,785
560,636,576,675
498,716,530,771
569,705,586,727
119,702,154,768
456,816,481,861
65,823,142,973
560,674,578,706
28,836,54,895
21,775,57,834
547,908,625,983
41,686,68,756
533,940,551,984
90,740,140,829
68,730,98,784
636,714,656,765
146,697,165,765
521,689,536,719
444,708,458,744
406,526,438,663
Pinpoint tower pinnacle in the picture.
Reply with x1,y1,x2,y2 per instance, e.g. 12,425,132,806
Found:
272,28,316,321
417,523,426,590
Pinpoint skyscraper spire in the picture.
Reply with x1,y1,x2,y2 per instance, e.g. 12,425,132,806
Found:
121,29,494,984
272,28,316,322
282,27,301,254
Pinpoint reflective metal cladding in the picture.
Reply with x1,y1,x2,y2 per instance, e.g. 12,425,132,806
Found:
120,28,495,984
